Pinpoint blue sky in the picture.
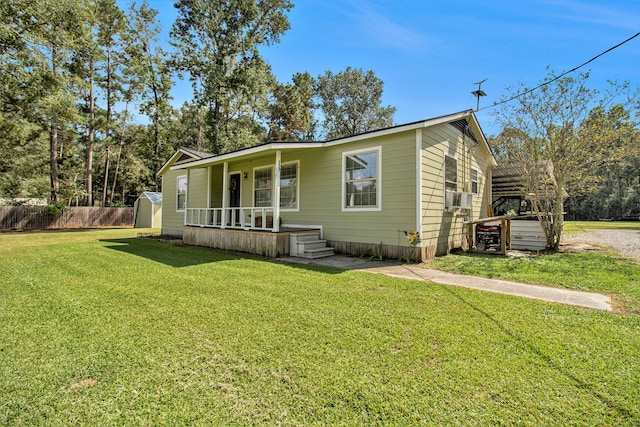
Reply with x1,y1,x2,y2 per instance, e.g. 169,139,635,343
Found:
134,0,640,136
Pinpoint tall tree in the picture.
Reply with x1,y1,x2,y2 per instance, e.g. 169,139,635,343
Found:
267,72,316,141
15,0,89,202
315,67,396,140
171,101,208,151
69,3,102,207
491,71,635,249
0,1,52,199
96,0,126,206
170,0,293,153
566,102,640,220
125,0,173,187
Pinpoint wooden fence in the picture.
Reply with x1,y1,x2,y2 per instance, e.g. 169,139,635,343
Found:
0,206,134,231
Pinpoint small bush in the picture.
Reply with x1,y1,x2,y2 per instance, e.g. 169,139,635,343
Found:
47,201,67,217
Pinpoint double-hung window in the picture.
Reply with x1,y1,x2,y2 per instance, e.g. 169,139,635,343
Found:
253,163,300,209
343,147,381,211
280,162,298,210
444,155,457,191
176,175,187,211
471,168,479,194
254,167,272,207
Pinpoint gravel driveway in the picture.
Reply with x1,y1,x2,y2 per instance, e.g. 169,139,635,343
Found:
562,229,640,262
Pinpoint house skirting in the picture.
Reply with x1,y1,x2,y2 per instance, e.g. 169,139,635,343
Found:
161,228,184,239
327,237,465,262
183,226,291,258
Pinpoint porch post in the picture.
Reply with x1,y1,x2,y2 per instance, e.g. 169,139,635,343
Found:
184,168,190,226
221,162,228,229
207,166,212,208
273,150,281,232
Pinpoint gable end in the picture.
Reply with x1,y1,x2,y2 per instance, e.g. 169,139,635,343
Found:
449,119,478,143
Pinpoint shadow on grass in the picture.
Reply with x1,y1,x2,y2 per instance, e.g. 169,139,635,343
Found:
442,285,636,421
100,237,346,275
100,238,241,267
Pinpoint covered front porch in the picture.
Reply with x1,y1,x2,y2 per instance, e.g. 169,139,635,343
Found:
179,148,294,233
185,207,279,231
175,147,335,258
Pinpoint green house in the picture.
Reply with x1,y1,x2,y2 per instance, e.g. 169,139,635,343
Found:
158,110,497,261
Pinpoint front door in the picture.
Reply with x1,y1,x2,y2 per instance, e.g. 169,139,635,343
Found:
229,173,241,226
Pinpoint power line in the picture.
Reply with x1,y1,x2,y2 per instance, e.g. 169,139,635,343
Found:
478,31,640,112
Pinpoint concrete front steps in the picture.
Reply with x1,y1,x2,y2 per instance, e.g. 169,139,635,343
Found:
289,232,335,259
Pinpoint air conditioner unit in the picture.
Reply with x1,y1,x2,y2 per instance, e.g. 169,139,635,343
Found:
459,192,473,209
445,191,461,211
445,191,473,211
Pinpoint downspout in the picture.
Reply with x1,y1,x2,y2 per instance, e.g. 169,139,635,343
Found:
273,150,281,232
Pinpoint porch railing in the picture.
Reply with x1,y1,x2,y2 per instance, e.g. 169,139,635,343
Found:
185,207,276,231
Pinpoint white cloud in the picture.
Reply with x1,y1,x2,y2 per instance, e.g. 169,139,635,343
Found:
343,0,433,55
533,0,640,31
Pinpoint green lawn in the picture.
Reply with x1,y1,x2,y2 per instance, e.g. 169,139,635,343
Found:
563,220,640,234
427,221,640,315
1,229,639,425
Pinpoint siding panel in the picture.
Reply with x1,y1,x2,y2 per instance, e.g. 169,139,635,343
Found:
420,123,494,256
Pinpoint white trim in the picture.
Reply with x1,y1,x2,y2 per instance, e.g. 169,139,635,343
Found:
252,165,275,208
282,224,324,239
471,167,479,195
176,174,187,212
221,162,228,229
171,143,322,170
279,160,300,212
415,129,423,246
323,111,473,148
168,110,497,171
444,153,458,192
206,166,212,208
274,151,281,233
341,146,382,212
158,148,207,176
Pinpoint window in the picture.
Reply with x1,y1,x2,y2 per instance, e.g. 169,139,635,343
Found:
343,147,381,210
445,155,457,191
254,167,272,207
176,175,187,211
471,168,479,194
280,162,298,210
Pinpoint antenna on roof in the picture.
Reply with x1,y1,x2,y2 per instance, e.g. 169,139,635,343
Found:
471,78,487,111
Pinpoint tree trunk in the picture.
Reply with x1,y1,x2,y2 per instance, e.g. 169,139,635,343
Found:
102,145,110,206
50,120,59,202
109,142,123,205
49,46,59,202
86,62,95,206
102,45,114,207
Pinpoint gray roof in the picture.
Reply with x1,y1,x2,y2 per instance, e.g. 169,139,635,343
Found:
141,191,162,204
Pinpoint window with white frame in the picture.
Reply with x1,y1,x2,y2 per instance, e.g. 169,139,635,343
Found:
254,167,272,207
444,155,457,191
176,175,187,211
343,147,380,210
471,168,479,194
280,162,298,210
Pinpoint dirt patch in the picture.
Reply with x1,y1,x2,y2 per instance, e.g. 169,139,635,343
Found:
70,378,98,389
562,230,640,261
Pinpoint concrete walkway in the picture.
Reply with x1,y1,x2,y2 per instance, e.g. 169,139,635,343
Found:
281,255,613,312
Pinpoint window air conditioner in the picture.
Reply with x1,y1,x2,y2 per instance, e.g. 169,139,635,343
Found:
459,192,473,209
445,191,473,211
